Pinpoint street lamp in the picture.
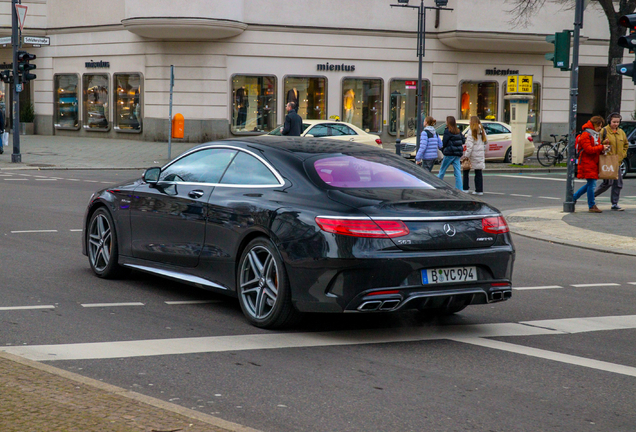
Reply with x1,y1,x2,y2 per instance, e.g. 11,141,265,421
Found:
391,0,452,156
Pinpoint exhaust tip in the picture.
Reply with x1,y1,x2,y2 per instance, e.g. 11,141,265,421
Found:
358,301,382,311
379,299,401,311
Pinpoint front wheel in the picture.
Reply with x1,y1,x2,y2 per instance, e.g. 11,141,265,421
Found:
537,143,557,167
620,159,628,178
87,207,126,279
503,147,512,163
237,238,300,329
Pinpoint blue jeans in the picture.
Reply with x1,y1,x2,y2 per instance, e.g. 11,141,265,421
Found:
573,179,597,208
437,156,463,190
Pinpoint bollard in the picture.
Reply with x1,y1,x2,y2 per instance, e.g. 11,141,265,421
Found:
395,139,401,156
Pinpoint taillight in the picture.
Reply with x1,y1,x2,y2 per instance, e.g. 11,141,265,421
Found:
375,138,383,145
482,216,509,234
315,217,409,238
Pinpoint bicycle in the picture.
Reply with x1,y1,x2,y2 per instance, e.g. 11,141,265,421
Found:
536,134,568,167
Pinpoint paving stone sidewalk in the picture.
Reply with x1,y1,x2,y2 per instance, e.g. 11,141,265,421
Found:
0,351,260,432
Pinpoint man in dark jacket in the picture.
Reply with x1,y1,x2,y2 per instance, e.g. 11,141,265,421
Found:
0,108,5,154
281,102,303,136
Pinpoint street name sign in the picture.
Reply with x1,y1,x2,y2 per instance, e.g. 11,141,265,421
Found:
23,36,50,46
0,36,12,46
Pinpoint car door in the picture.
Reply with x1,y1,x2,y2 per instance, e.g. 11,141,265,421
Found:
483,123,510,159
129,147,237,267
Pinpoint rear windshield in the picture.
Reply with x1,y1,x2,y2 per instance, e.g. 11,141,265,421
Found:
310,155,435,189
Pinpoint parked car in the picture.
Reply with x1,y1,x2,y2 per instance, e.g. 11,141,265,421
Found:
399,120,534,162
616,120,636,177
268,119,383,148
83,137,515,329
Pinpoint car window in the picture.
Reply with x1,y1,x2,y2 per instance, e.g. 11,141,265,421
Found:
160,148,237,183
434,124,468,135
330,124,357,136
311,155,435,189
268,123,311,136
306,124,330,137
484,123,509,135
620,122,636,140
220,151,280,185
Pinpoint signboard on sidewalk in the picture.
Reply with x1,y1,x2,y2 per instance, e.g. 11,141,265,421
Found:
506,75,518,93
518,75,533,93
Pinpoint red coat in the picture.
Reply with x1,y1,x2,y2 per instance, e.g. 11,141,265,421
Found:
576,121,604,180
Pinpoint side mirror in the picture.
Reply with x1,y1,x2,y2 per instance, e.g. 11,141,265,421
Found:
143,167,161,185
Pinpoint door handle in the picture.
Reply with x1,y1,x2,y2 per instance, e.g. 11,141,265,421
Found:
349,138,355,141
188,190,205,199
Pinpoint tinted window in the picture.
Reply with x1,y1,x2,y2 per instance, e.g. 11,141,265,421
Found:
620,122,636,139
306,124,330,137
435,124,468,135
221,151,280,185
160,148,237,183
330,124,357,136
268,123,311,136
484,123,509,135
312,155,435,189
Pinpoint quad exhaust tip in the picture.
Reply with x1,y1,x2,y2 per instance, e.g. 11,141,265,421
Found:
491,290,512,302
357,299,401,312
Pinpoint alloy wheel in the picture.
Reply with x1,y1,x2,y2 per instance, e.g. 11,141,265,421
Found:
88,212,112,272
239,245,280,320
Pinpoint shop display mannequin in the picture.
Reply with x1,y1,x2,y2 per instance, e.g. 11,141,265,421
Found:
286,87,300,110
236,86,248,128
461,91,470,120
344,89,355,123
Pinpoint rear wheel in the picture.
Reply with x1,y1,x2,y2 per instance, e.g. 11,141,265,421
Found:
620,159,628,178
503,147,512,163
537,143,557,167
87,208,126,279
237,238,300,329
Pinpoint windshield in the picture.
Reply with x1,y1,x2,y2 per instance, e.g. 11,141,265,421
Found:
310,155,436,189
268,123,311,136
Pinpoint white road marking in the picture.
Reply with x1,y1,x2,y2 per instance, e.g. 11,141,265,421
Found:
84,180,99,183
0,305,56,311
165,300,221,305
538,196,561,200
35,178,57,181
69,229,83,232
513,285,563,291
628,282,636,285
497,174,584,182
510,194,532,197
11,230,58,233
570,283,621,288
4,178,28,181
67,179,81,181
81,302,145,308
484,191,505,195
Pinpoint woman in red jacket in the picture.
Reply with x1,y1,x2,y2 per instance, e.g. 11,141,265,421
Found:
573,116,610,213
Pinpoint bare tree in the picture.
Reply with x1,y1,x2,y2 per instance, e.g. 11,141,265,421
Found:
508,0,636,117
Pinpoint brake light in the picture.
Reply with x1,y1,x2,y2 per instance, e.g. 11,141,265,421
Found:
375,138,383,145
482,216,509,234
367,290,401,296
315,217,409,238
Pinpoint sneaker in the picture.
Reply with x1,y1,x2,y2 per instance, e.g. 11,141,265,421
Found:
463,190,470,193
611,205,624,211
473,192,484,196
589,205,602,213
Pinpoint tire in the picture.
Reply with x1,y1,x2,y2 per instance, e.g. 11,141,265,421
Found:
87,207,126,279
536,143,557,167
620,159,628,178
237,237,300,329
503,147,512,163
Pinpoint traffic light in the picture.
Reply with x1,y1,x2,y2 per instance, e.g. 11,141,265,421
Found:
617,14,636,83
17,51,37,82
0,70,13,84
545,31,571,71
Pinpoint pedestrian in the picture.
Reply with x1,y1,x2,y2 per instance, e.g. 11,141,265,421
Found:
461,116,487,195
415,116,442,172
281,102,303,136
594,112,628,211
573,115,610,213
0,107,5,155
437,116,465,190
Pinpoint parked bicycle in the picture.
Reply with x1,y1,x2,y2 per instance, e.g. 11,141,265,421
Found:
537,134,569,167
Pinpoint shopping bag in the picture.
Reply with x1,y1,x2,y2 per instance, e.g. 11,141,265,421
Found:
1,131,7,148
598,154,619,180
461,158,472,171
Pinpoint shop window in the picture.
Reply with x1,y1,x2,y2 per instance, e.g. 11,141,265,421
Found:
389,79,430,137
459,81,498,121
83,74,109,130
284,76,326,120
54,74,80,130
503,83,541,133
342,78,383,133
231,75,277,134
114,73,142,132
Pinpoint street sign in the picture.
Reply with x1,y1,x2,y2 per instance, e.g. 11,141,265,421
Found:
16,83,23,93
0,36,12,46
519,75,533,93
23,36,50,46
15,4,27,32
506,75,518,93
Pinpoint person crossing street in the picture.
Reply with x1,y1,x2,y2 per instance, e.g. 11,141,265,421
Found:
594,112,628,211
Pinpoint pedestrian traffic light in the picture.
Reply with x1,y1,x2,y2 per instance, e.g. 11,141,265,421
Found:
617,14,636,83
545,31,571,71
0,70,13,84
17,51,37,82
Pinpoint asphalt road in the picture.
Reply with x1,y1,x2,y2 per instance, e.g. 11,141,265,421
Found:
1,169,635,432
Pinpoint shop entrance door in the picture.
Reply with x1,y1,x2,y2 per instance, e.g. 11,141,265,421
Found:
576,66,607,131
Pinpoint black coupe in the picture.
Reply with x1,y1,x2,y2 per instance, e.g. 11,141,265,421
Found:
83,137,515,328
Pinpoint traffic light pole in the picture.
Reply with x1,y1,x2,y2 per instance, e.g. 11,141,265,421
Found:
11,0,21,163
563,0,584,213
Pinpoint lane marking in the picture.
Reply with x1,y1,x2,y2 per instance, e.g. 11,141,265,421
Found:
0,305,56,311
510,194,532,197
484,192,505,195
35,179,57,181
81,302,145,308
570,283,621,288
628,282,636,285
11,230,58,234
4,178,28,181
513,285,563,291
69,229,83,232
84,180,99,183
165,300,222,305
538,196,561,200
497,174,584,183
67,179,81,181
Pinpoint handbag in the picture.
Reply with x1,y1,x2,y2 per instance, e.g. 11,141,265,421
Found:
598,153,619,180
1,131,7,149
461,158,472,171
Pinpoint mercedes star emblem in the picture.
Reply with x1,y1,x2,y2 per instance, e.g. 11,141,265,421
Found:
443,223,456,237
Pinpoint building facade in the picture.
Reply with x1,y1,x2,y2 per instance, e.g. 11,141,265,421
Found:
0,0,633,143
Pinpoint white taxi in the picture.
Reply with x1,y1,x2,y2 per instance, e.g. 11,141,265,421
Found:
268,119,383,148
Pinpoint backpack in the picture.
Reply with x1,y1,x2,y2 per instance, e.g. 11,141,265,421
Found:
573,131,592,177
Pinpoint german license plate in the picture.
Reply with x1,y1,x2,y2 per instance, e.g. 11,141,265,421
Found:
422,266,477,284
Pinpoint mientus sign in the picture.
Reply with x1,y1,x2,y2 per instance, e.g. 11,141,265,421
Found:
485,67,519,76
317,62,356,72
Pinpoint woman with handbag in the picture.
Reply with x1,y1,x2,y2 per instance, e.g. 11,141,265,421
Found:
593,112,628,211
573,116,610,213
461,116,487,195
437,116,465,190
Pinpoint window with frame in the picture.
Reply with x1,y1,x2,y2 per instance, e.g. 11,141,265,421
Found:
83,74,109,130
459,81,498,121
54,74,80,129
503,83,541,133
160,148,238,183
114,73,142,132
342,78,383,133
231,75,277,134
483,123,509,135
389,79,430,137
305,124,330,137
284,76,327,120
330,123,356,136
220,151,280,185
